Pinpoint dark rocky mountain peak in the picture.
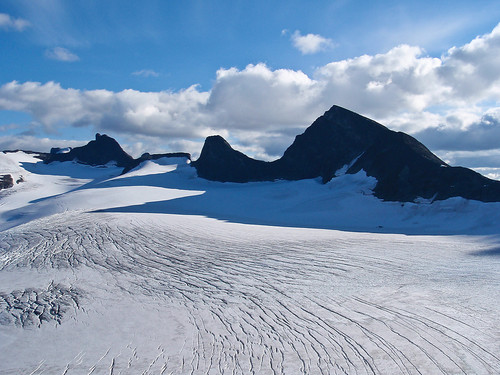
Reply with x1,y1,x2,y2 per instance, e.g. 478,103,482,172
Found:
45,133,134,167
276,105,393,181
193,105,500,203
42,133,192,174
193,136,274,182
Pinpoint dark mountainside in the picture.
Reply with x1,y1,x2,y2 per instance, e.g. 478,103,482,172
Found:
7,105,500,203
193,105,500,202
41,133,191,173
121,152,191,174
44,133,134,167
192,135,275,182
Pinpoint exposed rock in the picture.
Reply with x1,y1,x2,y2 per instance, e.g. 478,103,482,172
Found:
275,105,394,182
346,131,500,201
44,133,134,167
193,136,275,182
121,151,191,174
50,147,72,154
193,105,500,203
8,135,191,175
0,174,14,190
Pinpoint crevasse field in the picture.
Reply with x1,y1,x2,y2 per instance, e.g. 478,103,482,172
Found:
1,152,499,374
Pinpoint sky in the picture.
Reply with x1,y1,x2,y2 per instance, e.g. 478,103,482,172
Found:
1,0,500,177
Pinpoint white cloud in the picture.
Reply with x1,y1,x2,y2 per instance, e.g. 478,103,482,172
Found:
45,47,80,62
413,109,500,151
1,23,500,168
438,23,500,102
0,13,30,32
0,81,210,139
208,63,323,130
291,30,333,54
132,69,160,78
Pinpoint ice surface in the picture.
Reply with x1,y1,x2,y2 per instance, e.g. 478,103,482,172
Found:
0,152,499,374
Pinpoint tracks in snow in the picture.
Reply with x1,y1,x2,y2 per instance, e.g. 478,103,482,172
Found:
1,212,499,374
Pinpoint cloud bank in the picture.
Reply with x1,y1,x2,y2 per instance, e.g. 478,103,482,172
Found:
1,23,500,168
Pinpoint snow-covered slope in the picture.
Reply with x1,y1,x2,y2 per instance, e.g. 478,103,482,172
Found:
1,152,499,374
1,151,500,234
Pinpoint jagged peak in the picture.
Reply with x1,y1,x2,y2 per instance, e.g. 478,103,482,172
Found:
44,133,133,167
191,105,500,202
203,135,233,149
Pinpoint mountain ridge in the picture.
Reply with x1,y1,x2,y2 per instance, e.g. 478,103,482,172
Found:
4,105,500,203
44,133,134,167
193,105,500,202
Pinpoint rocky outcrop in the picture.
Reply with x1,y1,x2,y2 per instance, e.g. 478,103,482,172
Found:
193,136,276,182
43,134,191,174
44,133,134,167
0,174,14,190
121,152,191,174
193,105,500,203
345,131,500,202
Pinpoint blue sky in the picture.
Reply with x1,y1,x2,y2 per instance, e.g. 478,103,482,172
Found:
1,0,500,176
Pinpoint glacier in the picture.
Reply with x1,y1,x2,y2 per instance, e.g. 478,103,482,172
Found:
0,151,499,374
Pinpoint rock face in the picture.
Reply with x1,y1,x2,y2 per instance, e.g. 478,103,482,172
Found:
193,105,500,202
45,133,134,167
0,175,14,190
121,152,191,174
42,133,192,174
193,136,275,182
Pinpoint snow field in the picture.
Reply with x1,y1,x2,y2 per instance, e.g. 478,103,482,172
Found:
0,151,499,374
0,212,499,374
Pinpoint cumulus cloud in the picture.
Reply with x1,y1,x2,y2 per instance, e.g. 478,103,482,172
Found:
132,69,160,78
438,24,500,102
291,30,333,54
1,23,500,168
0,13,30,31
207,64,324,129
413,109,500,152
45,47,80,62
313,44,445,122
0,81,211,139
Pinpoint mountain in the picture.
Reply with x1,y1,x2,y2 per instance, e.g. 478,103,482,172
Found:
193,135,275,182
42,133,191,174
44,133,134,167
121,151,191,174
1,144,500,374
193,105,500,202
16,105,500,203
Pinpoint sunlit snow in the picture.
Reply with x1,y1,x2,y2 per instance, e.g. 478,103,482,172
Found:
0,152,499,374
